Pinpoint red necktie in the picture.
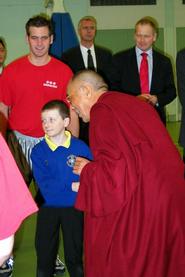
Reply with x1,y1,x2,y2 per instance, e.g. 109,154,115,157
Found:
140,52,149,93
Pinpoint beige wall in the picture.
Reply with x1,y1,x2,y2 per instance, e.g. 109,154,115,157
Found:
0,0,44,64
87,0,165,29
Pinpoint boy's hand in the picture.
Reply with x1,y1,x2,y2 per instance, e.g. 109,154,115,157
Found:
73,157,90,175
72,182,80,192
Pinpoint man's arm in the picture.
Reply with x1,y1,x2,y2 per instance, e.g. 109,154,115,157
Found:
154,57,176,106
176,50,185,107
0,102,9,137
0,235,14,266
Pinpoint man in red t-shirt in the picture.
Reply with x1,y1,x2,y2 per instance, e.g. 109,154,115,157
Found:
0,14,77,276
0,14,78,184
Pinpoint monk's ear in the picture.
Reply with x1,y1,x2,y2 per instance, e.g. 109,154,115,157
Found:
79,84,92,99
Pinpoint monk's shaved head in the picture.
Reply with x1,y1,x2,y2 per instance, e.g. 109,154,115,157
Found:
68,69,108,93
67,70,108,123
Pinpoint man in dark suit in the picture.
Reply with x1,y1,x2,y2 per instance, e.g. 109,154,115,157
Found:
61,16,112,144
176,49,185,162
110,17,176,125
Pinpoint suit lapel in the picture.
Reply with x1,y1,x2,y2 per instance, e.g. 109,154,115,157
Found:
77,46,85,68
94,46,100,68
130,48,141,90
151,50,158,91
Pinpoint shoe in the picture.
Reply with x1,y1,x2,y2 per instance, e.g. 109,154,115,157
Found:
0,257,14,277
53,256,65,276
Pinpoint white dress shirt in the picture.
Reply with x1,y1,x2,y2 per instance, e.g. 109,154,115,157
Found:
80,44,97,70
135,46,153,91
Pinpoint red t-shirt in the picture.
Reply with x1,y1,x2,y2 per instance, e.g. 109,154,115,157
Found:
0,56,73,137
0,134,38,239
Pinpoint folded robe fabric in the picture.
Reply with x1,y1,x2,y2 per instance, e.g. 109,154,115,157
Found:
76,92,185,277
0,133,38,240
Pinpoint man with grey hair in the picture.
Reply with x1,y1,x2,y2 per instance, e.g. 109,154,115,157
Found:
61,15,112,145
67,69,185,277
62,16,112,82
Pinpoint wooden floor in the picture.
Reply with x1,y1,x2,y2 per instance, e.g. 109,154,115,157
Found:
12,121,183,277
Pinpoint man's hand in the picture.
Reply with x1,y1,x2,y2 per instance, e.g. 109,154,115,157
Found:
137,94,158,106
137,94,150,102
147,95,158,106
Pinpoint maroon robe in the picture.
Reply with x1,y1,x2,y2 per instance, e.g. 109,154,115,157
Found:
75,92,185,277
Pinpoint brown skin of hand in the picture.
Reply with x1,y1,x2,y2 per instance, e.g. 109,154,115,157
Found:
73,157,90,175
137,94,158,106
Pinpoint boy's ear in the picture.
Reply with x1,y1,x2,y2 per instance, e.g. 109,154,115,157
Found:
64,117,70,128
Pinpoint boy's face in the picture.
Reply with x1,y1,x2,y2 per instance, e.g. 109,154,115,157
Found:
41,109,69,139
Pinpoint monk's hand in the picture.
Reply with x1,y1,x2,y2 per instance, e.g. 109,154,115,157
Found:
72,182,80,192
73,157,90,175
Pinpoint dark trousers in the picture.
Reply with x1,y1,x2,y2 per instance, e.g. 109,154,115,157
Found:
35,206,84,277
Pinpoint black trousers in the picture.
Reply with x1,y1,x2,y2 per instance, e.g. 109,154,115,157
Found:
35,206,84,277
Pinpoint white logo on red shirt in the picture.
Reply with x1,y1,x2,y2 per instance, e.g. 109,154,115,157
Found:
43,80,58,88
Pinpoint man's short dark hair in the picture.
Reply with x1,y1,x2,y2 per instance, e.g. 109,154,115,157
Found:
42,100,70,119
25,14,53,36
0,37,6,49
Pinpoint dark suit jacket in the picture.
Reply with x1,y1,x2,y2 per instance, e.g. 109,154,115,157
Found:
61,45,112,144
61,45,112,84
110,47,176,124
176,49,185,148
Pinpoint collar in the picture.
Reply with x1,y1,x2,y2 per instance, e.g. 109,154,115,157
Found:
80,44,95,53
135,46,153,58
45,130,71,151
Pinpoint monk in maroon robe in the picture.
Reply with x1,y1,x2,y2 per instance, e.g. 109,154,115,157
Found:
67,70,185,277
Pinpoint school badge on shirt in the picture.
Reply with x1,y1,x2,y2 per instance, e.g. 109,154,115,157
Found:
67,155,76,167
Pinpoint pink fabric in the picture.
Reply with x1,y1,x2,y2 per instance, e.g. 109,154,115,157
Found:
140,52,149,93
0,134,38,239
76,92,185,277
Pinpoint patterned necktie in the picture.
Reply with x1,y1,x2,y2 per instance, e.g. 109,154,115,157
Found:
87,49,95,70
140,52,149,93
